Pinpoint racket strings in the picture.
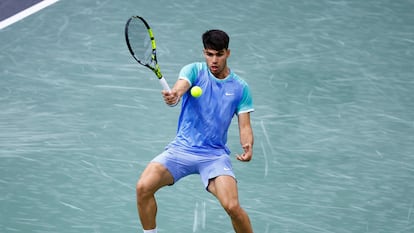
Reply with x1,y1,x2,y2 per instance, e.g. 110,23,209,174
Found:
128,19,154,66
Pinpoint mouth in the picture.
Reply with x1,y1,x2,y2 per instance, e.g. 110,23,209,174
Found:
210,65,218,72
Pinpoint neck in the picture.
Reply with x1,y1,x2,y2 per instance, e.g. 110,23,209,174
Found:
216,67,230,79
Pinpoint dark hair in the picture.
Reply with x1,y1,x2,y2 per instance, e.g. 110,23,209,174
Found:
202,29,230,50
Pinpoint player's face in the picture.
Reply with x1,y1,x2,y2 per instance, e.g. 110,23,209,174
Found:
203,48,230,79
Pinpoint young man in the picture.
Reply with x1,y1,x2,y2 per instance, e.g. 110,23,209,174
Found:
136,29,254,233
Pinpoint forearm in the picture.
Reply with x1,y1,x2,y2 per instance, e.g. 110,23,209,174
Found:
237,113,254,161
173,79,190,97
240,125,254,149
162,79,190,106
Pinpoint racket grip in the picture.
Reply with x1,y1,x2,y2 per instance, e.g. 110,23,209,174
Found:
159,77,177,107
159,77,171,92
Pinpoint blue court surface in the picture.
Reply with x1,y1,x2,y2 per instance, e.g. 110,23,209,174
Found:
1,0,414,232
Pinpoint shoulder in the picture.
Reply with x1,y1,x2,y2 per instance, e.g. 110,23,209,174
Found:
181,62,205,71
229,72,250,90
179,62,208,85
228,72,254,114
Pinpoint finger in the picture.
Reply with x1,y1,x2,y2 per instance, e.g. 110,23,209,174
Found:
236,153,249,162
236,154,242,161
242,143,251,152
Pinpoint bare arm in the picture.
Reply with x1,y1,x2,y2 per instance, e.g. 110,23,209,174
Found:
236,112,254,162
162,79,190,106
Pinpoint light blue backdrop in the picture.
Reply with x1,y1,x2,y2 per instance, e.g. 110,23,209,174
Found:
1,0,413,232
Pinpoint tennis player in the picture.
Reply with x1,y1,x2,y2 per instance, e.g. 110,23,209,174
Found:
136,29,254,233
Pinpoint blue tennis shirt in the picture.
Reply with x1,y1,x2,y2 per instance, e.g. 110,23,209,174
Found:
166,62,254,156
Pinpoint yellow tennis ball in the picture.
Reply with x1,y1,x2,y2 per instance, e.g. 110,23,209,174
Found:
190,86,203,98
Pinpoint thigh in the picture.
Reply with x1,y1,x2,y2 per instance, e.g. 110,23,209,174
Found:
138,162,174,192
151,149,198,184
207,175,239,205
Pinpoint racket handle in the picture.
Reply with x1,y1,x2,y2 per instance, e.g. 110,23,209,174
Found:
159,77,177,107
159,77,171,92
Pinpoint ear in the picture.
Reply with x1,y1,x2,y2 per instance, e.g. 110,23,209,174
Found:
226,49,231,58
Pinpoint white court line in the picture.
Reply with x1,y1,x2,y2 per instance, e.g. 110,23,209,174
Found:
0,0,60,30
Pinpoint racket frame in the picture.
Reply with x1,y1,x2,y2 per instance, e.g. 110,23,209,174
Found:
125,16,171,91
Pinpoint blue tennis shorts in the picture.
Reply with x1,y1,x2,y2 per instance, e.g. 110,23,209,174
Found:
151,148,236,189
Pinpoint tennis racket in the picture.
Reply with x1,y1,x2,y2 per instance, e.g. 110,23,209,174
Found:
124,16,171,91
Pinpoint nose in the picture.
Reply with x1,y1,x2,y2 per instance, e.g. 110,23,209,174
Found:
212,55,218,63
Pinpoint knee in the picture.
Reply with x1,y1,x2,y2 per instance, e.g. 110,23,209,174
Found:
136,179,153,199
222,201,243,219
